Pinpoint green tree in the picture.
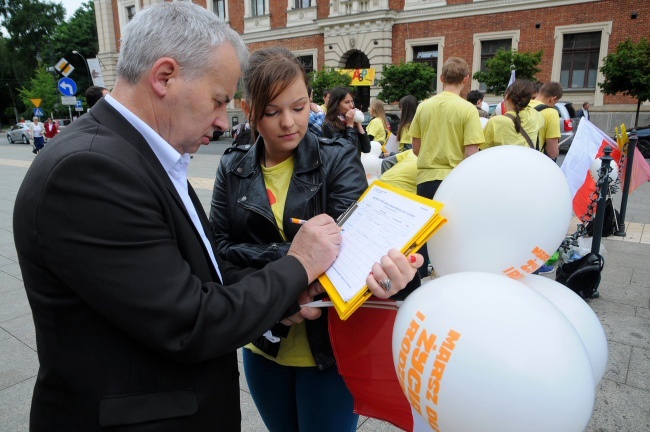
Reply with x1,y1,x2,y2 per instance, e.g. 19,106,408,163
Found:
377,62,436,103
599,38,650,128
473,49,543,96
0,0,66,72
18,66,65,119
44,1,99,93
308,68,352,105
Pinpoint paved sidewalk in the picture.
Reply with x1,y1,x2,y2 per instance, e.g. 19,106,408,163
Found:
0,140,648,431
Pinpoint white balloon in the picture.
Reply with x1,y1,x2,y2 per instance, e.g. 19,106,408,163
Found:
392,273,595,432
354,109,365,123
428,145,572,278
590,157,619,182
523,274,608,384
360,141,383,184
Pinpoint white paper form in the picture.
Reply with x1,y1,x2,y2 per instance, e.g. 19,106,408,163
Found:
325,185,437,301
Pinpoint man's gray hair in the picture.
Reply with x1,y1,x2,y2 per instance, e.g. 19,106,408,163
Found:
116,2,248,85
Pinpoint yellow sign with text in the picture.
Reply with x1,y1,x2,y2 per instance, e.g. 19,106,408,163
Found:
30,98,42,108
339,68,376,86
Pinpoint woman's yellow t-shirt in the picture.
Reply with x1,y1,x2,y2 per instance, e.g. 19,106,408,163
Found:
367,117,387,144
245,155,316,367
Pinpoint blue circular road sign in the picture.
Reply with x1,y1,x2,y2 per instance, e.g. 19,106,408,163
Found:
58,77,78,96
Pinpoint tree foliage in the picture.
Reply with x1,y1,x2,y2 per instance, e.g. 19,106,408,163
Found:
44,1,98,92
18,66,65,119
0,0,65,71
308,68,352,105
473,49,543,96
0,1,99,125
377,62,436,103
599,38,650,127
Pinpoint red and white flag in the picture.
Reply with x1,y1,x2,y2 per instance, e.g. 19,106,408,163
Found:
561,119,650,221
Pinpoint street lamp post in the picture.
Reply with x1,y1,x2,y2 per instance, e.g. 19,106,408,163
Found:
72,50,93,86
5,83,19,124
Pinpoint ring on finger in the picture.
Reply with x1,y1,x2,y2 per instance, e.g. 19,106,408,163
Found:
378,279,392,292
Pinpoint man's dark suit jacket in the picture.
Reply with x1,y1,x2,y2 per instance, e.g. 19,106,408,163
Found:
13,99,309,431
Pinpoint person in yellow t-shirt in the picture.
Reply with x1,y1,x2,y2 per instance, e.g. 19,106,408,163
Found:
410,57,484,277
366,99,388,147
380,95,418,173
528,81,563,160
380,150,417,194
482,79,543,150
210,47,424,432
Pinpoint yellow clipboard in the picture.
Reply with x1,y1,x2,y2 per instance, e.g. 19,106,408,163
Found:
318,180,446,320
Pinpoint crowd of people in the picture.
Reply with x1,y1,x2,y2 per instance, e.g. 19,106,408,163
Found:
12,2,586,431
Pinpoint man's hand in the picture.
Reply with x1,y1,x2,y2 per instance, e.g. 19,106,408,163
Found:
366,249,424,299
288,214,341,283
280,282,325,326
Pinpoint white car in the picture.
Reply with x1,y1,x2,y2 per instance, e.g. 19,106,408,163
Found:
6,122,33,144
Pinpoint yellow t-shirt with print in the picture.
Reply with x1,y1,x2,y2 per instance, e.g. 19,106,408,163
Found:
529,100,560,152
380,150,417,194
410,91,485,184
367,117,387,144
481,106,543,150
246,156,316,367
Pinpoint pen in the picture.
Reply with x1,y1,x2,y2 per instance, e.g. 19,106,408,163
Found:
290,218,344,231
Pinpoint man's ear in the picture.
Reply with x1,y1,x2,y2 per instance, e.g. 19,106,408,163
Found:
241,99,252,119
149,57,178,97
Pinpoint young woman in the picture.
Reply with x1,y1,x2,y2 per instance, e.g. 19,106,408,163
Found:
380,95,418,174
397,95,417,152
322,86,371,154
366,99,388,146
209,47,422,432
481,79,543,149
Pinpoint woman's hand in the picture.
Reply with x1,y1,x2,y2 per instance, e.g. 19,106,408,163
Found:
366,249,424,299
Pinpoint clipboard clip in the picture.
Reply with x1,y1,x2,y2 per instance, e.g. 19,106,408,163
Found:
336,201,358,227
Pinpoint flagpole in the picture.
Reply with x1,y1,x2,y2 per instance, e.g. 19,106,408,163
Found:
614,130,638,236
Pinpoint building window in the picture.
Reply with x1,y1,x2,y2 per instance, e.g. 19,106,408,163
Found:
560,32,600,89
297,55,314,74
478,39,511,91
412,45,438,91
251,0,266,16
294,0,311,8
126,5,136,21
213,0,226,20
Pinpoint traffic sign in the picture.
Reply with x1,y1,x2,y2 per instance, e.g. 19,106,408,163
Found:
61,96,77,105
34,108,44,117
30,98,42,108
55,58,75,77
75,100,84,112
58,77,77,96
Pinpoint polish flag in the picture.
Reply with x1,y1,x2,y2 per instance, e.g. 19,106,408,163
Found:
561,119,650,221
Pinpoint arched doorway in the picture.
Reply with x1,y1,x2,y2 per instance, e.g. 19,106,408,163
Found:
344,50,370,112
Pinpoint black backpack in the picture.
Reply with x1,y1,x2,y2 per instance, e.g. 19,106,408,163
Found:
555,253,604,300
585,197,620,237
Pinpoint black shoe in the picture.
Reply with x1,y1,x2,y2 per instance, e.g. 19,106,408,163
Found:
32,149,37,154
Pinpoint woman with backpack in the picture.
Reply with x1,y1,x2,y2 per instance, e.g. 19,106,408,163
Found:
481,79,543,150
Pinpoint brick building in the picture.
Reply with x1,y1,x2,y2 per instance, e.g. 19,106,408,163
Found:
94,0,649,127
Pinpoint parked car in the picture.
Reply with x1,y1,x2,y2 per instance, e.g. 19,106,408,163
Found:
361,112,400,135
6,122,33,144
636,126,650,159
556,101,576,152
616,126,650,159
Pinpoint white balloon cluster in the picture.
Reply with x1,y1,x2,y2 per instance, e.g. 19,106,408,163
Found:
392,146,607,432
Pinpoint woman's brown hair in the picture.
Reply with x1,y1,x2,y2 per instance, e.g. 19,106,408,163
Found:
242,47,308,136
